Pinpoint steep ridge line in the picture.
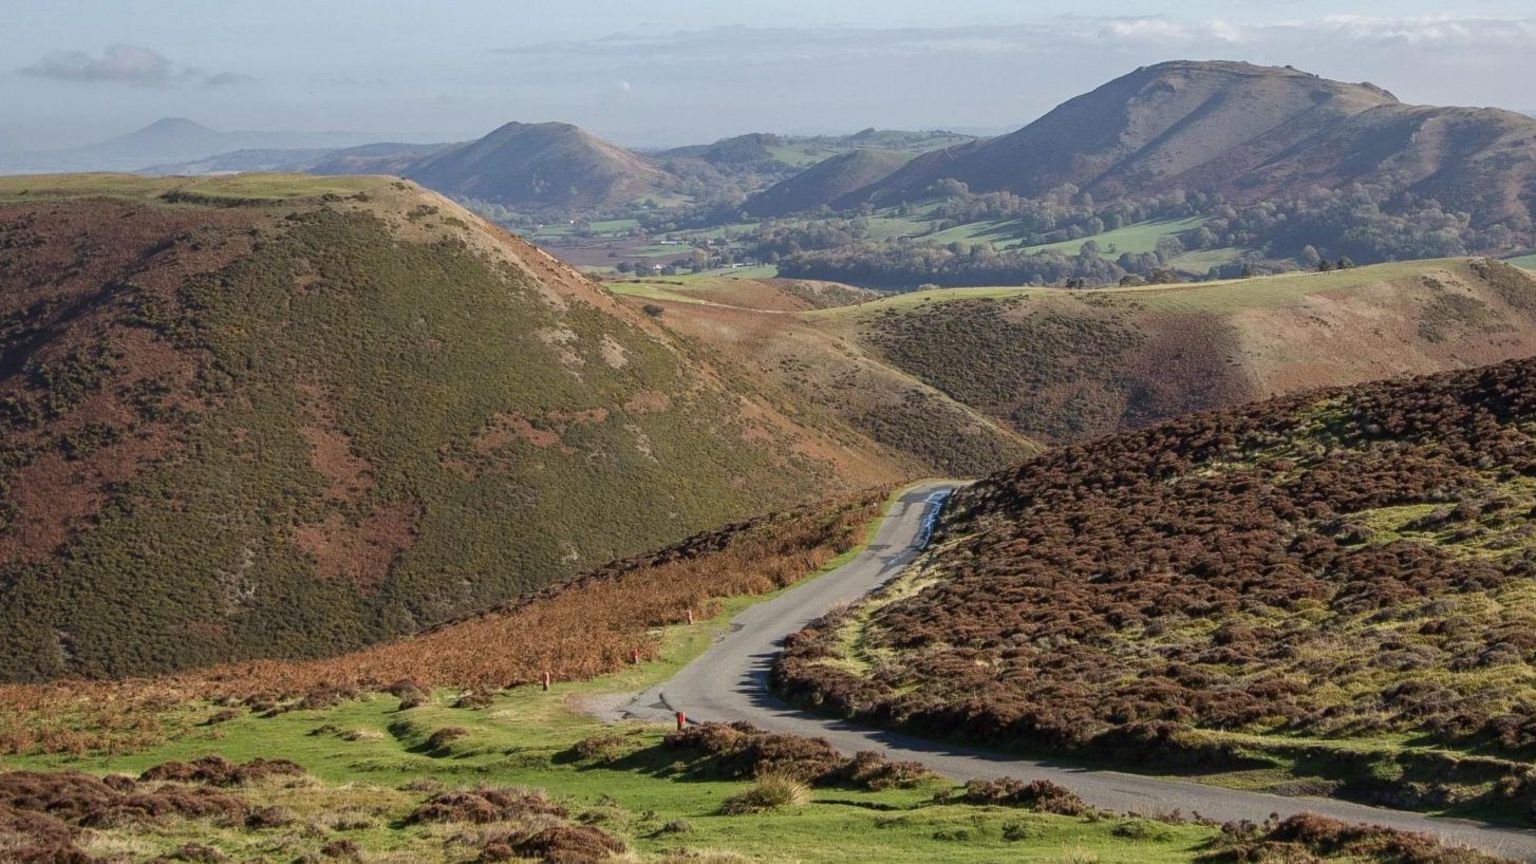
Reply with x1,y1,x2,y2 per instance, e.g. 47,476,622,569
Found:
610,483,1536,861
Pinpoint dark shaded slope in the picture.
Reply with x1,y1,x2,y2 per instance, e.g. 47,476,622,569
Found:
743,150,911,217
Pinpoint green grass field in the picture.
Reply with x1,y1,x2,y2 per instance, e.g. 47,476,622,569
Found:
588,218,641,233
0,172,391,203
1167,247,1245,272
1019,217,1207,256
811,258,1473,319
924,218,1028,246
1509,253,1536,270
855,214,1213,256
604,269,784,304
861,213,932,240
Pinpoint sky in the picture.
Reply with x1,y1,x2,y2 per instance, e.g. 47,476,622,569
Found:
4,0,1536,151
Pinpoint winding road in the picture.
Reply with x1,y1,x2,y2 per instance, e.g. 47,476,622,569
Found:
613,482,1536,861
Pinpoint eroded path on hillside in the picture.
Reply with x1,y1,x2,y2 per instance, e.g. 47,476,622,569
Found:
610,482,1536,861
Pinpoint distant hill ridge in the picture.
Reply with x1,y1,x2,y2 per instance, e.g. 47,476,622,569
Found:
743,149,912,217
858,60,1536,226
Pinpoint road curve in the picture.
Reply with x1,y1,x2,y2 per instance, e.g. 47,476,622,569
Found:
616,482,1536,861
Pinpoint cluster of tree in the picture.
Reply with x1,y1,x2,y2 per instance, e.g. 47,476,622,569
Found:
738,219,871,260
776,239,1132,289
1188,184,1532,266
920,181,1215,248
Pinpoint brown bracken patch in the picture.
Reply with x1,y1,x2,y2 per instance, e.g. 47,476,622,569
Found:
294,503,419,590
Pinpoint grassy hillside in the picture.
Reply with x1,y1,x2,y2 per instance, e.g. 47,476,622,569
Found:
0,174,905,682
607,275,881,312
609,281,1040,477
822,259,1536,443
627,258,1536,451
777,354,1536,822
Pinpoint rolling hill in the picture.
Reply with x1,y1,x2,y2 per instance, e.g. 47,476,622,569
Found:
620,259,1536,452
777,352,1536,821
403,122,677,212
0,173,908,682
861,61,1536,227
743,149,913,217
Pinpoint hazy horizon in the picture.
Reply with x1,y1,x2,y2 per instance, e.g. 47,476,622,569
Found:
5,1,1536,152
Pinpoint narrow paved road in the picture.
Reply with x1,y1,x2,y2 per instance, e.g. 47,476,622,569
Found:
615,482,1536,861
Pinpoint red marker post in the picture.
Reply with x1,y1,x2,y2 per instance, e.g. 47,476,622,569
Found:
675,711,687,731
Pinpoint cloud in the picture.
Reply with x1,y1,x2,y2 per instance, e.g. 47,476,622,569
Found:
1297,14,1536,48
493,17,1250,64
493,13,1535,66
1095,17,1246,45
19,44,252,88
200,71,257,88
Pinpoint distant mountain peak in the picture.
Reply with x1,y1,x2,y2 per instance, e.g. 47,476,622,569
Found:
142,117,217,132
856,60,1533,226
404,120,671,212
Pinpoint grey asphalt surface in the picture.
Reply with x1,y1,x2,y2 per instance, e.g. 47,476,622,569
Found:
614,481,1536,861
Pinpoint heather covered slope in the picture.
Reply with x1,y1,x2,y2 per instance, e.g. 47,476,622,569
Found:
0,174,901,682
778,354,1536,818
